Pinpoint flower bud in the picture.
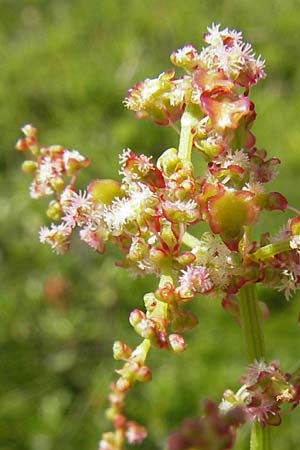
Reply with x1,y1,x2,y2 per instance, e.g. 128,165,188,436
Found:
46,200,62,221
157,148,180,176
135,365,152,382
65,154,90,175
88,179,123,204
160,226,177,248
170,44,199,71
135,318,156,340
112,414,126,429
24,135,37,147
196,136,224,159
21,124,37,137
154,283,175,303
21,160,37,174
149,248,167,264
16,138,29,151
175,252,196,266
143,293,158,312
168,334,186,353
129,309,145,327
290,216,300,235
99,432,116,450
126,421,147,444
105,407,116,421
113,341,132,360
128,239,148,262
51,177,65,193
116,377,132,392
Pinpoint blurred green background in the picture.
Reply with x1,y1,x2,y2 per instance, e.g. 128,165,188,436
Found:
1,0,300,449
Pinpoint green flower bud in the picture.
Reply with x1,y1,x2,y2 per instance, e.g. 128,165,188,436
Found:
21,160,37,174
88,179,123,204
46,200,62,221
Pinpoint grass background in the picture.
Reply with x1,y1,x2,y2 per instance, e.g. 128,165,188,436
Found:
1,1,300,449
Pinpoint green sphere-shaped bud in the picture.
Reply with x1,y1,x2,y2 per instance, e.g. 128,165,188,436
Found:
88,179,123,204
157,148,180,176
46,200,62,221
21,160,37,174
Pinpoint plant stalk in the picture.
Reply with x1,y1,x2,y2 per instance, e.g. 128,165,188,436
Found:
238,284,272,450
178,105,196,161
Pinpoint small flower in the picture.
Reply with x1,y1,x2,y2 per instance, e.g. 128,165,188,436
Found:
28,150,65,198
124,70,186,125
61,189,93,228
290,235,300,251
79,226,107,253
103,184,157,235
22,123,38,138
243,182,265,196
98,433,117,450
219,149,250,170
125,421,147,444
203,23,243,47
201,23,266,86
170,44,201,71
16,124,38,151
63,149,90,174
277,270,298,300
241,360,274,385
39,223,72,254
168,334,186,353
162,199,199,223
119,149,154,178
247,397,276,425
179,264,213,297
113,341,132,361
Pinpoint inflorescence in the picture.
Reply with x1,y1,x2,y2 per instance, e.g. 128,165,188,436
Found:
16,23,300,450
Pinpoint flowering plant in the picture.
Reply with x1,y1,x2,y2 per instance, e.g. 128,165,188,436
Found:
16,24,300,450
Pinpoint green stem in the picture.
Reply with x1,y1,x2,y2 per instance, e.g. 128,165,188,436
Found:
238,284,272,450
251,239,291,261
238,285,265,360
251,423,272,450
178,106,196,161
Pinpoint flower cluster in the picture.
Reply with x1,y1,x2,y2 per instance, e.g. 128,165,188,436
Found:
16,124,90,199
250,216,300,300
99,381,147,450
125,23,265,151
17,23,300,450
221,360,300,426
168,360,300,450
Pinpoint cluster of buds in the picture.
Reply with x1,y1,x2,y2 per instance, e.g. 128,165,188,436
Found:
99,382,147,450
16,124,90,200
125,23,265,151
221,360,300,427
249,216,300,300
17,23,300,450
168,360,300,450
99,338,151,450
129,288,197,352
